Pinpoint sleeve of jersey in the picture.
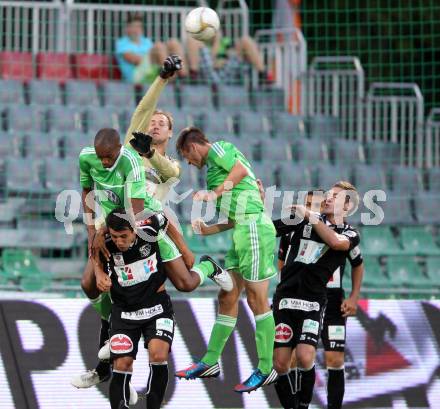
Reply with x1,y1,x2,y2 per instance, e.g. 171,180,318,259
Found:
272,218,303,237
124,77,167,144
124,152,147,199
210,143,237,172
148,150,181,180
79,154,93,189
341,228,361,251
278,234,289,261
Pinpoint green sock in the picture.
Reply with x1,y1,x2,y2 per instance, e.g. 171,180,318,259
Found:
202,314,237,366
255,311,275,375
90,292,112,321
191,260,215,286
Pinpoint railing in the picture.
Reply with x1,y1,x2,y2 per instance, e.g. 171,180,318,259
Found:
255,28,307,113
365,83,425,167
307,56,365,140
426,108,440,168
217,0,249,41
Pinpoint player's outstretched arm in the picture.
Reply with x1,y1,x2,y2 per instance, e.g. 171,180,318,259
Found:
167,221,195,269
192,218,234,236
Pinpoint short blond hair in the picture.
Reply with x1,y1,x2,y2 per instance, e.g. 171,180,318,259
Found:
153,109,174,130
333,180,359,210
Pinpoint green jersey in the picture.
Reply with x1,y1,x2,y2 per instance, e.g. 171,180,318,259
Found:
206,141,264,221
79,146,146,217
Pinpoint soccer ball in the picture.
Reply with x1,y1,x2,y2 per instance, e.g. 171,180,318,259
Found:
185,7,220,42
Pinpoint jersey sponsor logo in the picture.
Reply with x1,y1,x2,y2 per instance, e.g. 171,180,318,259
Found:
303,224,312,238
328,325,345,340
114,254,158,287
350,246,361,259
327,266,341,288
139,243,151,257
343,230,357,238
302,319,320,335
294,239,328,264
113,253,124,266
120,304,164,321
136,218,152,227
104,189,121,205
279,298,320,312
156,317,174,333
110,334,133,353
275,323,293,343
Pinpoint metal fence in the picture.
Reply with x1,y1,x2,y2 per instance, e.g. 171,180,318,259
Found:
365,83,425,167
307,56,365,141
426,108,440,168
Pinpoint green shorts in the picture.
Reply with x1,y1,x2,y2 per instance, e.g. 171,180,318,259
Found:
158,233,181,263
224,213,277,282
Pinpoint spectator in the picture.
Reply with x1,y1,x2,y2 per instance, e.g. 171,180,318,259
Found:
186,34,272,87
116,13,188,84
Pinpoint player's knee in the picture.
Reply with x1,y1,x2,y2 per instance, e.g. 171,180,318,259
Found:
273,356,290,374
218,288,239,309
297,352,315,369
325,353,344,368
149,350,169,363
113,356,133,372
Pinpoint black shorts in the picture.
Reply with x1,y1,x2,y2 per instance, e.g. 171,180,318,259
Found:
273,296,326,349
109,294,175,361
321,298,346,352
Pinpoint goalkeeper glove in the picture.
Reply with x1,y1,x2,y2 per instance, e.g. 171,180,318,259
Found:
130,132,154,158
159,55,182,79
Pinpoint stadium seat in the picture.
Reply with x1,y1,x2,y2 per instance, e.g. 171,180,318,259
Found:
361,256,390,289
360,226,405,256
252,88,285,113
272,113,306,141
6,105,45,132
0,229,27,249
277,163,312,191
391,165,423,193
0,132,21,158
24,132,58,158
381,193,414,225
238,111,270,137
353,163,387,193
84,106,120,133
218,85,250,111
308,115,340,141
253,161,277,188
399,226,440,256
0,51,33,80
332,139,365,164
144,83,178,109
36,52,72,82
200,110,233,137
366,141,400,167
180,84,214,111
386,256,430,289
426,257,440,287
5,158,44,194
28,79,62,106
72,54,110,81
293,138,329,165
171,110,192,134
63,132,94,157
427,167,440,192
0,79,24,104
414,192,440,224
0,198,26,223
315,163,350,190
102,81,136,108
65,80,99,107
259,141,290,162
47,106,81,133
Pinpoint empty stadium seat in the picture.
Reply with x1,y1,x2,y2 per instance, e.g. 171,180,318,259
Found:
361,256,390,289
45,158,79,192
180,84,213,111
28,79,62,106
238,111,270,137
0,79,24,104
277,163,312,191
6,105,45,132
256,140,290,162
0,51,33,80
47,106,81,132
413,192,440,224
272,113,306,141
84,106,120,133
171,110,192,134
332,139,365,164
102,81,135,108
253,88,285,113
253,161,276,188
399,226,440,256
72,54,110,81
64,132,94,157
200,110,233,137
427,167,440,192
293,138,329,165
150,84,178,109
315,163,350,190
0,132,21,158
36,52,72,82
24,132,58,158
218,85,250,111
386,256,430,289
65,80,99,107
361,226,404,256
353,163,387,193
308,115,340,141
381,193,414,225
366,141,400,167
391,165,423,193
426,257,440,287
5,158,44,194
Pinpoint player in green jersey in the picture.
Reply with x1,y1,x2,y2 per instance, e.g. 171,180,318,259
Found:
174,127,278,393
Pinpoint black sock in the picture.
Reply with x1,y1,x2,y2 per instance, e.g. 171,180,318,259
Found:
298,365,316,408
95,319,111,379
274,371,298,409
109,371,131,409
327,367,345,409
146,362,169,409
